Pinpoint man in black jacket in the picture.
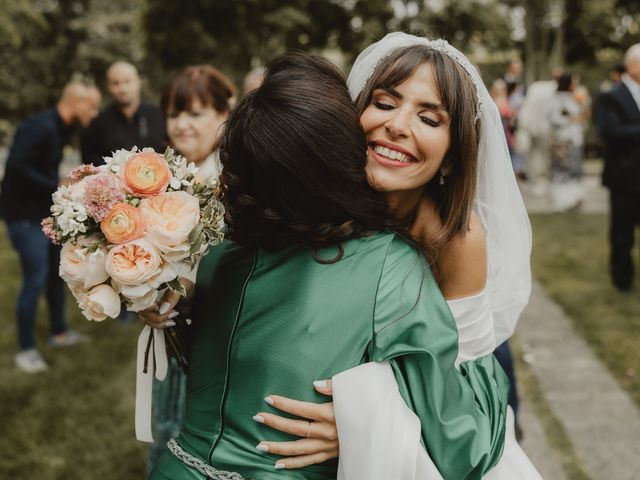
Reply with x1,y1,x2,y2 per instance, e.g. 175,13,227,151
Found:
0,81,100,372
598,44,640,292
81,61,167,166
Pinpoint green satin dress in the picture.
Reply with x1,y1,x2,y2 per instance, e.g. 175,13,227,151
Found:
149,232,508,480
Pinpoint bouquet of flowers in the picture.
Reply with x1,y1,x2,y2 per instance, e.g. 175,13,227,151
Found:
42,147,225,370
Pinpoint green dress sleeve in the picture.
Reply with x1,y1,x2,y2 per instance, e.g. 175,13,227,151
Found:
371,237,509,480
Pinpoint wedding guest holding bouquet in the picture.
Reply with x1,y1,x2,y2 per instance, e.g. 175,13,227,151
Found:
148,64,236,468
0,80,100,373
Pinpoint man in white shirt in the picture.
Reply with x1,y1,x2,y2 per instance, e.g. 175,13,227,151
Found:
598,44,640,292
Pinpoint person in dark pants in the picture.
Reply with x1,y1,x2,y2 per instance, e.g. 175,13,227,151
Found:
493,341,522,440
0,81,100,373
598,44,640,292
81,61,167,167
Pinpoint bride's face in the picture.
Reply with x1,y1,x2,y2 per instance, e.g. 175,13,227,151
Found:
360,63,451,197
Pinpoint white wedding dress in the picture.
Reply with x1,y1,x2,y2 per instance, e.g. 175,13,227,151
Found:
332,290,543,480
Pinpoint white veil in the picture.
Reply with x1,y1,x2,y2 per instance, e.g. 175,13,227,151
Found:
347,32,532,344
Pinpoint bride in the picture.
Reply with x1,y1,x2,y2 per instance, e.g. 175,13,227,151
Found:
254,33,541,479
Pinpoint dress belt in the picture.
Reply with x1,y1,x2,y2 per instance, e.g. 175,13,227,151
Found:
167,439,249,480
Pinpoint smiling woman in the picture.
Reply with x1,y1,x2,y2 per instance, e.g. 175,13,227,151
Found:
355,44,481,264
161,66,236,180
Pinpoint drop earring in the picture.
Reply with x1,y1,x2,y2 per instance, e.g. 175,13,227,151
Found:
439,173,446,186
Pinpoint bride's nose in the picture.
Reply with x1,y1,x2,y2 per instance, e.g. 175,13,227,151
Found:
384,111,410,138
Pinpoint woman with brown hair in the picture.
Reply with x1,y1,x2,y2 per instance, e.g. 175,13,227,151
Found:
143,51,509,480
161,65,236,181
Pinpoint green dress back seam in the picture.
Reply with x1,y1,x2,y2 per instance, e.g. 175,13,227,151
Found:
208,248,258,464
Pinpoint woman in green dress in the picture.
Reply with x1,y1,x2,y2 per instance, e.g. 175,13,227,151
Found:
143,52,508,480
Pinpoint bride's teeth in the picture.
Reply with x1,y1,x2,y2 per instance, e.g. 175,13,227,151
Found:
374,145,411,163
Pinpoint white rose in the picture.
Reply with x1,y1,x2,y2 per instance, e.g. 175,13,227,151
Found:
60,236,109,289
139,191,200,262
79,284,121,321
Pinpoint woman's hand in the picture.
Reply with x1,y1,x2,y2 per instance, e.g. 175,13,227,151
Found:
138,278,194,329
253,380,339,469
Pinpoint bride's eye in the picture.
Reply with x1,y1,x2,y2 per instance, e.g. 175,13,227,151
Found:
374,101,394,111
419,115,441,127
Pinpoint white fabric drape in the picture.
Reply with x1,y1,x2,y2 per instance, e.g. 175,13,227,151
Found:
333,362,543,480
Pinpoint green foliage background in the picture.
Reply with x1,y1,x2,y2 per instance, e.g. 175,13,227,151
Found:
1,0,639,144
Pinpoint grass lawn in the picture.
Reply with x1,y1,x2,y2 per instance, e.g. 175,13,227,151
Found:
0,223,147,479
529,213,640,405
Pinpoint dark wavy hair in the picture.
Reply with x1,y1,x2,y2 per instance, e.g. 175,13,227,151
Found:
220,52,393,251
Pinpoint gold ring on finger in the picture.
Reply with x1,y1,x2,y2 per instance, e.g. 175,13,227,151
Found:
306,421,312,438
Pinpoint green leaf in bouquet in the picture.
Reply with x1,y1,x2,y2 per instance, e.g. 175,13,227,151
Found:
188,223,204,245
167,278,187,297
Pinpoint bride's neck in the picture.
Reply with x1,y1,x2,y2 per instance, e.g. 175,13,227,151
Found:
385,189,422,225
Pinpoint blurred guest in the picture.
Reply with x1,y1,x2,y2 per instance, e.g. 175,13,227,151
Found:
491,79,519,172
148,65,236,468
598,44,640,292
0,81,99,373
594,64,625,135
600,64,626,94
503,60,526,177
548,73,587,211
162,65,236,180
504,59,523,86
242,66,265,95
81,61,167,166
518,67,564,194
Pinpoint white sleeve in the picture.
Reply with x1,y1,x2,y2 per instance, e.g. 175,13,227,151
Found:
447,288,497,365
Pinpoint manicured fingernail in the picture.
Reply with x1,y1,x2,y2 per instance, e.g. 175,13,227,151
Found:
264,396,274,405
313,380,328,389
274,463,286,470
163,321,176,328
252,415,264,423
256,443,269,452
158,302,170,315
168,311,179,319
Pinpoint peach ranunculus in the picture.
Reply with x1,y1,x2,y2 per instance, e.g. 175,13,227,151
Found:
78,284,121,321
139,191,200,262
100,203,146,244
121,151,172,197
59,235,109,289
106,238,177,311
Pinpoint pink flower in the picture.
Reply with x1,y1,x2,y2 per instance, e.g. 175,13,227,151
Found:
68,164,100,183
82,172,126,222
41,217,60,245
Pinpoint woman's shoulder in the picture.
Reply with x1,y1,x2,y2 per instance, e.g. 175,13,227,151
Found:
196,240,253,288
439,211,487,299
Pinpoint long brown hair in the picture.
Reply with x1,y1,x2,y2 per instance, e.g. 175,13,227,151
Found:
354,45,481,272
